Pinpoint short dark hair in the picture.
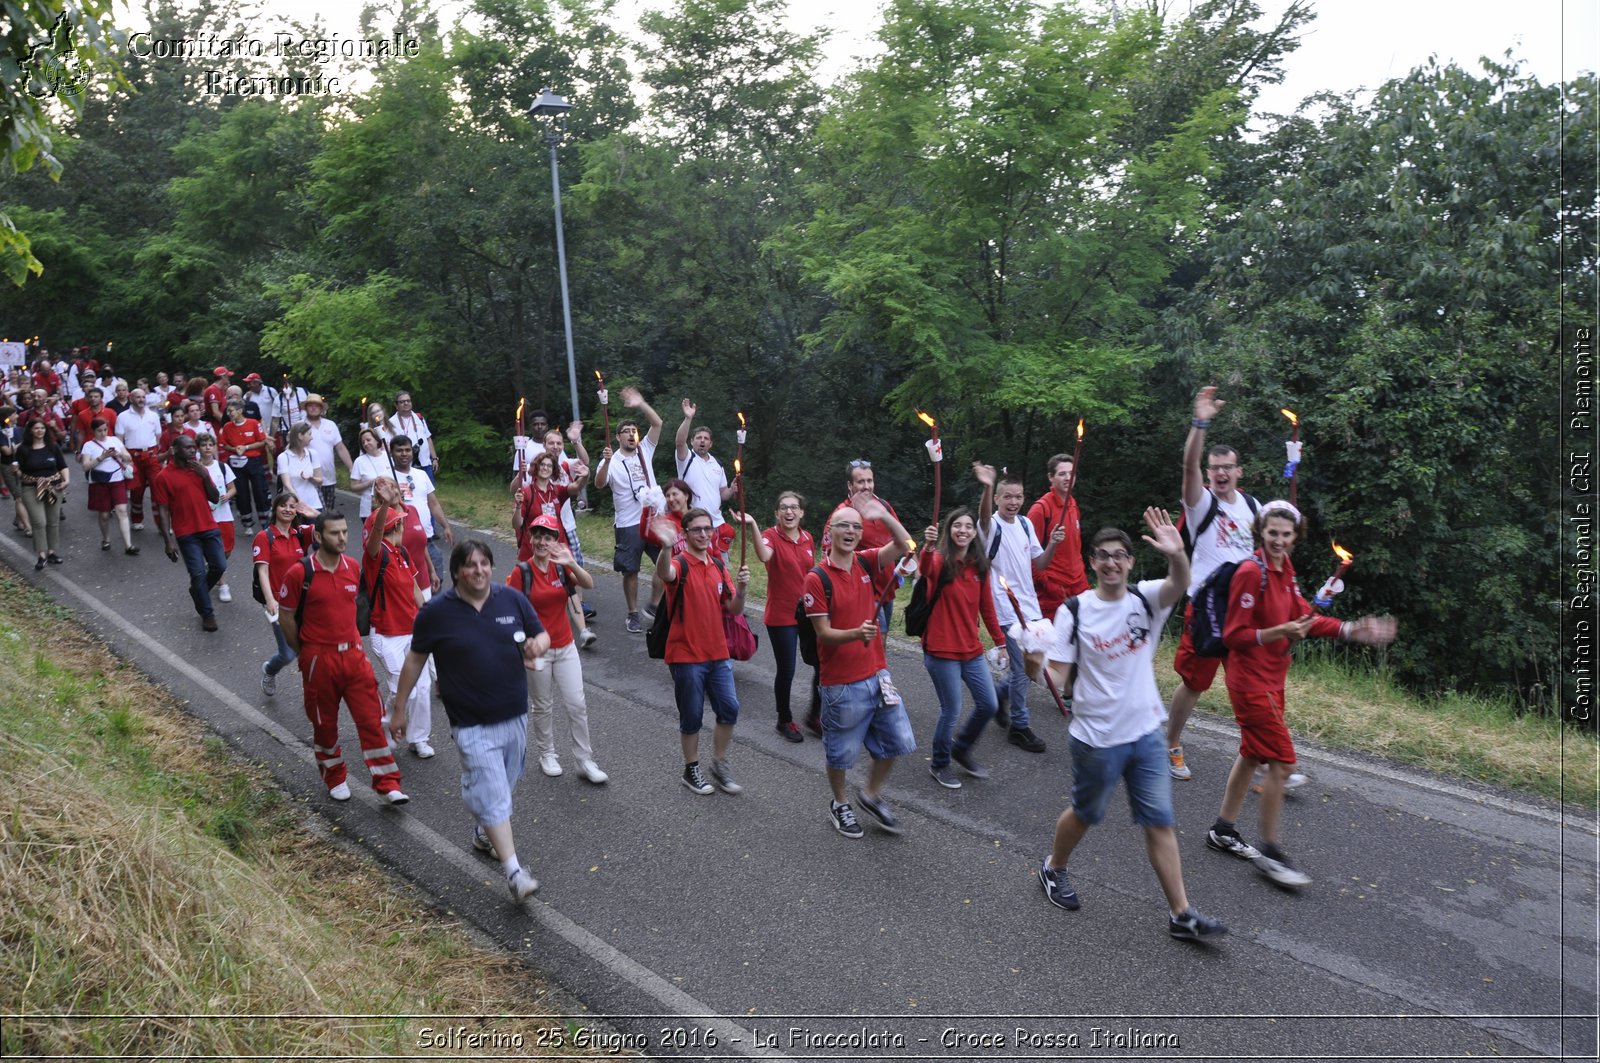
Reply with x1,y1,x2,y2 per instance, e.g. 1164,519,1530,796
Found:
528,408,548,423
1089,527,1133,553
449,539,494,580
1205,444,1239,463
1047,453,1074,476
389,433,413,450
313,510,347,535
682,507,713,532
997,473,1025,491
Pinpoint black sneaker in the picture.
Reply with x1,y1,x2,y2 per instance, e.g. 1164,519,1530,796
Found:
582,603,597,620
1254,845,1313,887
1038,857,1080,910
710,759,743,795
776,721,804,743
1169,907,1229,940
626,612,644,634
857,791,903,835
1007,726,1047,753
681,763,713,795
1206,827,1261,861
929,763,962,789
952,748,990,779
830,801,864,839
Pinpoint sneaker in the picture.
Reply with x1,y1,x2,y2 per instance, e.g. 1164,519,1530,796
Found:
508,867,540,901
472,825,500,860
642,605,656,621
1169,746,1192,780
803,711,823,738
952,748,990,779
217,583,232,603
577,759,609,784
929,764,962,789
201,615,218,632
260,662,276,697
994,704,1012,730
1038,857,1080,910
776,721,804,743
857,791,902,835
132,522,144,531
830,801,864,839
710,759,743,795
625,612,644,634
1007,726,1047,753
1206,827,1261,861
1254,846,1313,888
384,789,410,805
539,752,563,777
328,782,352,801
1169,907,1229,940
582,603,597,620
1250,768,1309,794
411,741,436,759
681,763,713,795
577,628,598,650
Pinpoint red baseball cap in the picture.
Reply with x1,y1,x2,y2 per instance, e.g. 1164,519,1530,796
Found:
213,366,233,377
243,372,262,383
529,514,562,535
382,509,406,533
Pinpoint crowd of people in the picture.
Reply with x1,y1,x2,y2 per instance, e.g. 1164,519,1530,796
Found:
5,348,1399,932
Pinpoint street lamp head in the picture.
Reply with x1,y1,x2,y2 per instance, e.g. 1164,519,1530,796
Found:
527,87,572,118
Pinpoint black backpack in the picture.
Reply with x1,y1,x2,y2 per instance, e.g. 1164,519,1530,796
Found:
516,559,575,599
903,555,952,638
356,547,390,637
794,557,871,667
1059,585,1154,693
1188,550,1268,658
252,526,311,605
1178,491,1259,557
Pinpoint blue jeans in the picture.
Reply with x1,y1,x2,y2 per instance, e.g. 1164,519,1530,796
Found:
264,615,296,675
669,659,740,734
924,652,999,768
820,672,917,770
177,529,227,618
765,624,819,726
1001,633,1032,729
1069,728,1175,827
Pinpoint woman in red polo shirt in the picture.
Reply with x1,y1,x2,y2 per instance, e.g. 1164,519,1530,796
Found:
918,507,1007,790
734,490,817,743
252,491,315,696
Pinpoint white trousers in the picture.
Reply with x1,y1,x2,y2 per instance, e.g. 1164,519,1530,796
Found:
528,642,592,761
371,630,433,744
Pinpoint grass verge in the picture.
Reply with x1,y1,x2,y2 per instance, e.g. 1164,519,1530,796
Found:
0,569,612,1057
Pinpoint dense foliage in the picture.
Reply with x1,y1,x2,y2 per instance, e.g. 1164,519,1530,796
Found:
0,0,1588,710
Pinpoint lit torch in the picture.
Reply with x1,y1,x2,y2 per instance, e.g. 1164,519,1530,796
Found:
1314,541,1354,608
915,408,942,526
1055,418,1085,535
1282,408,1301,506
595,370,609,449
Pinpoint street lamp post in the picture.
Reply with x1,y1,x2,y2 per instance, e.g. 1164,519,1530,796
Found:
527,87,583,431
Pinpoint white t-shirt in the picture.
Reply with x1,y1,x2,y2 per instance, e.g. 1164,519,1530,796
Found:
81,438,129,484
604,438,657,527
1049,579,1174,749
204,460,236,522
277,449,322,511
980,513,1044,626
396,465,436,535
115,407,162,450
676,449,728,527
1184,489,1257,597
388,411,432,463
351,452,388,518
246,387,279,429
304,418,343,482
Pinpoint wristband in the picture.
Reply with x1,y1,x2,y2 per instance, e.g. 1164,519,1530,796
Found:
1191,418,1211,429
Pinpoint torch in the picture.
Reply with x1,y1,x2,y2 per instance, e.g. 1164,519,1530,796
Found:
595,371,609,450
915,409,942,526
515,397,526,481
1313,541,1354,608
1055,418,1085,535
1281,408,1301,506
373,401,395,476
735,411,748,567
996,576,1071,717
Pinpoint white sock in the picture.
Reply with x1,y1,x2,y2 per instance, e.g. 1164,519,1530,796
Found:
503,859,521,877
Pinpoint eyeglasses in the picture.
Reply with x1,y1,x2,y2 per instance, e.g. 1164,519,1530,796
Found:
1207,463,1239,473
685,525,713,535
831,521,862,531
1091,550,1133,563
847,460,872,470
776,504,801,511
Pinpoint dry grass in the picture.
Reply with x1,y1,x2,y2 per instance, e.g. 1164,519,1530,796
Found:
0,571,613,1057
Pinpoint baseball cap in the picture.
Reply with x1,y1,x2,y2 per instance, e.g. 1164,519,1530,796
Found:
383,508,406,533
243,372,262,383
529,514,562,535
214,366,233,376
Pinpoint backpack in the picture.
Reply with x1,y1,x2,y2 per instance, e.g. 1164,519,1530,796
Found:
1178,491,1259,557
253,526,310,604
794,557,871,667
902,554,953,638
516,559,575,598
356,547,390,637
1060,585,1154,693
292,555,316,629
1188,550,1269,658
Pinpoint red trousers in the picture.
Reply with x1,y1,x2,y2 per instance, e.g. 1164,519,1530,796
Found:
299,643,402,793
127,449,161,521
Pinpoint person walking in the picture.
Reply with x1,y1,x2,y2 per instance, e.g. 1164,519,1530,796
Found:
733,491,818,743
252,491,315,697
79,417,136,555
196,433,238,603
593,386,664,633
363,479,434,758
153,434,225,631
13,418,70,568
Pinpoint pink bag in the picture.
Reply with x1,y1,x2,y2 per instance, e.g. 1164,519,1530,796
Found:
724,612,759,661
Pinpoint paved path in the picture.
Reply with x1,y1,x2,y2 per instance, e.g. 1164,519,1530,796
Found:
5,499,1595,1062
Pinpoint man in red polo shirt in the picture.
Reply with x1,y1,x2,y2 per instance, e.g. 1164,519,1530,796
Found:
650,507,750,796
822,460,906,634
1026,452,1089,619
71,386,116,448
204,367,232,425
153,434,225,631
278,509,408,804
804,494,916,839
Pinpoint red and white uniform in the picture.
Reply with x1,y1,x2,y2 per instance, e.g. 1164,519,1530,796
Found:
251,523,314,605
278,554,402,795
218,417,268,470
803,548,897,686
509,558,596,763
1026,491,1089,616
363,527,433,746
509,558,575,649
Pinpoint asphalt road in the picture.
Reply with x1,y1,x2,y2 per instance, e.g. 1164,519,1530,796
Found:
6,497,1596,1063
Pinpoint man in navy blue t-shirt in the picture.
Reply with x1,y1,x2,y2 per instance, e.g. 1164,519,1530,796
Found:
391,539,550,902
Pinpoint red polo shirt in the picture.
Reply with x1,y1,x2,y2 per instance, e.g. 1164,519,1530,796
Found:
152,464,218,537
663,552,732,664
803,548,896,686
507,558,575,649
251,524,315,602
279,554,361,646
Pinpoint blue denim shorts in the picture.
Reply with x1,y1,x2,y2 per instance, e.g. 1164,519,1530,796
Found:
453,714,528,827
669,659,740,734
1069,727,1175,828
820,672,917,770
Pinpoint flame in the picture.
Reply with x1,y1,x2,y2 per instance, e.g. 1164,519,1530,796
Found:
594,370,604,384
516,397,525,419
737,410,746,429
905,539,917,552
360,395,367,409
1075,418,1084,440
915,409,936,430
1281,408,1298,426
1332,541,1353,564
996,575,1011,593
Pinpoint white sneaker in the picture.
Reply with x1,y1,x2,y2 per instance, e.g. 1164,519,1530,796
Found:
578,628,598,650
131,522,144,531
1285,771,1308,790
217,583,232,603
328,782,352,801
411,741,435,759
384,789,410,805
540,752,562,777
577,759,609,784
508,867,540,901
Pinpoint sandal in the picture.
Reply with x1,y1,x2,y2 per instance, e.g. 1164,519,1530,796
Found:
125,546,140,556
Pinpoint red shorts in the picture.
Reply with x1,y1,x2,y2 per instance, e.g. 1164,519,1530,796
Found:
1171,602,1223,692
218,520,235,555
1228,688,1296,765
86,480,129,512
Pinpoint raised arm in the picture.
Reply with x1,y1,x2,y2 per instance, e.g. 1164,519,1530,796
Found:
674,398,695,463
973,461,996,533
622,386,664,448
1141,505,1190,611
1183,387,1224,510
